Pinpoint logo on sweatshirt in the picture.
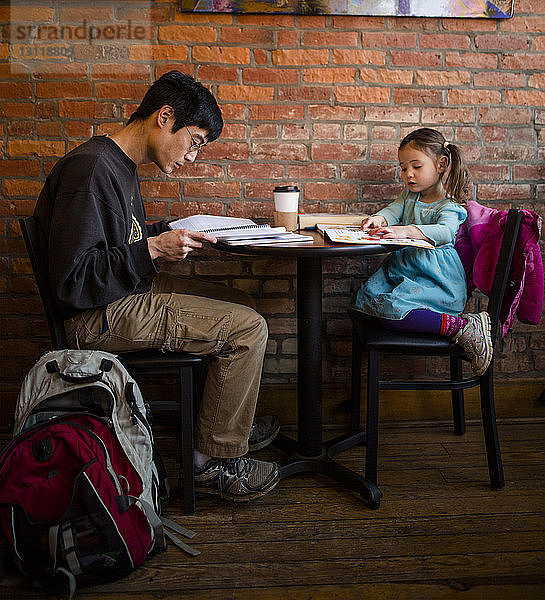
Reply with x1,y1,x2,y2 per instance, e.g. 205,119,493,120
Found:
128,214,142,244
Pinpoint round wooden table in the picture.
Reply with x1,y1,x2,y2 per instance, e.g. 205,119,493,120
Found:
216,231,396,507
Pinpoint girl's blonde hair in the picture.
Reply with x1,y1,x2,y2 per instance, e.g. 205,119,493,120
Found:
399,128,471,204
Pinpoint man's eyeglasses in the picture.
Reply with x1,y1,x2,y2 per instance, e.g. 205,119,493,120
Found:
186,126,207,154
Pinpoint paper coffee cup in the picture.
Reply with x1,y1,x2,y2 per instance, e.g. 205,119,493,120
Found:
273,185,299,231
273,185,299,213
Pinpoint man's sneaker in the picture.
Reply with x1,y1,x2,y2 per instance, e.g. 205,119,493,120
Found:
452,312,493,376
194,456,280,502
248,415,281,452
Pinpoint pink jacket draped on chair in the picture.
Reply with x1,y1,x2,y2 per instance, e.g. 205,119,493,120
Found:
454,201,543,337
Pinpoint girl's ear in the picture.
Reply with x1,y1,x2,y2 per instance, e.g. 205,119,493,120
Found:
437,155,449,174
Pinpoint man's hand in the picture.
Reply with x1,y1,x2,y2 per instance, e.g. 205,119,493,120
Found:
147,228,217,261
361,215,387,230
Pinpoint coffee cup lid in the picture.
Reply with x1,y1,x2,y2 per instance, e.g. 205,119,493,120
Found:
274,185,299,193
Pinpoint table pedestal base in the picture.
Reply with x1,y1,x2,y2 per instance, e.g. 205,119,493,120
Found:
275,431,383,509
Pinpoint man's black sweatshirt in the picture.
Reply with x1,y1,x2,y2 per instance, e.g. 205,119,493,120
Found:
34,136,169,321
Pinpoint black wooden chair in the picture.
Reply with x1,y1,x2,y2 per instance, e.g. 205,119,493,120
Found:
19,215,205,514
349,208,523,508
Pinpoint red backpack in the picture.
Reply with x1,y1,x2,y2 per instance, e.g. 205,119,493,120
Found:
0,350,197,597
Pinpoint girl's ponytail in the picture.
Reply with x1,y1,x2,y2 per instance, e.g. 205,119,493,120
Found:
443,142,471,204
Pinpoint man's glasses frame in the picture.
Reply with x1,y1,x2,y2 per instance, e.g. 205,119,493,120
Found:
185,126,207,154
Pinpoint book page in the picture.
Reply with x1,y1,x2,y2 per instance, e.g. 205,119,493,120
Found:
169,214,257,232
322,226,434,249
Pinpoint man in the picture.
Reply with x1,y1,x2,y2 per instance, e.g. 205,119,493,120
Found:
34,71,281,502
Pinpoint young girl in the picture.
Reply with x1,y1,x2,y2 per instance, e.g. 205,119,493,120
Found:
355,127,492,376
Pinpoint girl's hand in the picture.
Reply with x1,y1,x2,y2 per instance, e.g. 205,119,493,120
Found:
373,224,432,242
361,215,387,230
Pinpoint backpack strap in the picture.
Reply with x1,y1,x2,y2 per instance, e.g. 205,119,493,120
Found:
45,358,113,385
161,516,200,557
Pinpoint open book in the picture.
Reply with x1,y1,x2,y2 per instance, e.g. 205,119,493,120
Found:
320,226,435,249
169,215,313,245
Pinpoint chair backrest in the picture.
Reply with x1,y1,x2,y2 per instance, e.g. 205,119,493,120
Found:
19,216,68,349
486,208,523,345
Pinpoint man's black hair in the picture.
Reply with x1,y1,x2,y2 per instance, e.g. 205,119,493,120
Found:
127,71,223,142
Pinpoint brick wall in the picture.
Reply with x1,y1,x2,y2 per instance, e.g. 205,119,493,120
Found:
1,0,544,415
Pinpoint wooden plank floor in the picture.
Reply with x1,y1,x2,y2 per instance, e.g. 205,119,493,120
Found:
1,420,544,599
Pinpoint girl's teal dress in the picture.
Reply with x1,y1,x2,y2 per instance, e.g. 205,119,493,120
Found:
354,189,468,319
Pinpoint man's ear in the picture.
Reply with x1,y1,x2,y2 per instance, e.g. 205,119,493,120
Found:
157,105,174,129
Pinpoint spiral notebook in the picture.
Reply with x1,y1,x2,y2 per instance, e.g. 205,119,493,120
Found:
169,214,312,243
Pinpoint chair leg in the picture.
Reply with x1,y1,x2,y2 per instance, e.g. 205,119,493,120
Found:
179,366,196,514
450,356,466,436
365,350,381,486
479,366,505,489
350,328,363,430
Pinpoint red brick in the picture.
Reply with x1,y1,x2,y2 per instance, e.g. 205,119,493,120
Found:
335,86,389,104
288,164,336,179
272,49,328,66
6,139,65,157
478,107,531,124
36,82,92,98
341,165,396,181
203,142,249,161
421,34,470,49
130,45,188,61
313,123,341,139
4,179,43,197
449,89,503,105
139,181,179,199
222,123,247,138
250,105,305,120
302,68,356,84
143,202,169,218
469,165,509,181
394,89,443,105
302,31,359,46
484,146,535,162
221,104,246,120
445,52,498,69
228,164,284,179
361,32,417,48
281,123,310,140
391,51,441,67
515,165,545,180
332,16,384,29
506,90,545,106
369,143,399,162
276,31,298,46
482,127,507,142
1,101,35,118
253,49,268,65
502,53,545,70
7,121,34,137
250,124,278,139
37,121,62,137
252,142,307,162
279,86,331,103
243,68,298,85
361,184,403,200
218,85,274,102
31,63,88,80
183,181,240,198
478,184,531,202
0,160,39,177
96,82,148,100
244,182,278,199
475,34,531,51
170,163,223,179
228,201,273,219
304,182,358,201
418,70,471,87
0,82,32,99
308,105,361,121
312,143,365,161
198,65,238,82
159,25,216,43
365,106,419,123
359,68,412,85
474,72,526,88
422,108,474,124
65,121,93,139
221,27,273,45
92,64,151,80
501,15,545,33
193,46,250,64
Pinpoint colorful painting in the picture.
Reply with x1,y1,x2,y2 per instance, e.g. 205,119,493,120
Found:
180,0,513,16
